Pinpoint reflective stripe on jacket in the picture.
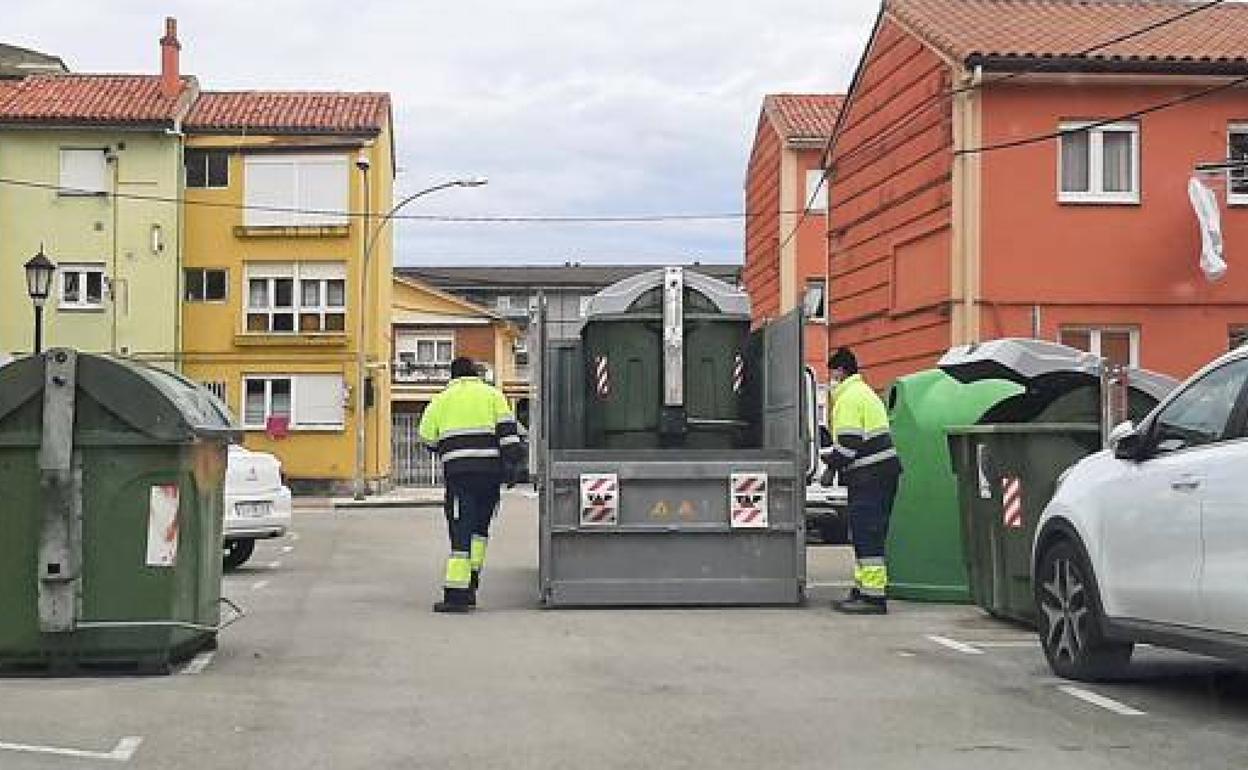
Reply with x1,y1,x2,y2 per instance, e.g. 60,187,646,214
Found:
418,377,523,477
820,374,901,486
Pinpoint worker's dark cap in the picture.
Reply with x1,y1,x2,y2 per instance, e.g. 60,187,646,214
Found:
450,357,477,379
828,347,858,375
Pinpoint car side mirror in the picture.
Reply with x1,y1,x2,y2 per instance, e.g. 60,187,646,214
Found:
1110,421,1146,460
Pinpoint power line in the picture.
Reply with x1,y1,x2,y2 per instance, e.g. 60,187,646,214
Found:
827,0,1230,177
955,74,1248,156
0,174,805,224
772,0,1230,272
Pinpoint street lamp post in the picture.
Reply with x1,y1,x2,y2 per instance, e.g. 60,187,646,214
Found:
352,174,488,500
24,247,56,355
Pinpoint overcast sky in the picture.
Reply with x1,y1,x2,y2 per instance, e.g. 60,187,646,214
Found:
7,1,879,266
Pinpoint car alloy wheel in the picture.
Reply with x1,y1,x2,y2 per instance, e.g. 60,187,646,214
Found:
1040,555,1089,666
1035,540,1132,681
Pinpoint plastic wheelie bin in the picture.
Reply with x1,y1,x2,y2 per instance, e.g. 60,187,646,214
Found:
940,339,1176,625
0,350,239,674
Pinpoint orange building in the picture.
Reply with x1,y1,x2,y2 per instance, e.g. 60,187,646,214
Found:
743,94,843,383
828,0,1248,384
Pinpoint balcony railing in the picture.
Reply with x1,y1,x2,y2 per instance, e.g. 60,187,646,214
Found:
393,362,452,384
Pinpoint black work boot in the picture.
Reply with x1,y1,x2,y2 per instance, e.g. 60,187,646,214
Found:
832,592,887,615
466,572,480,607
434,588,473,614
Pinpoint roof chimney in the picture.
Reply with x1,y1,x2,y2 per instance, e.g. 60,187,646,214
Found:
160,17,181,98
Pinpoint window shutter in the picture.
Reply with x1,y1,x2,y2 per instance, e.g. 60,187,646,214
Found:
60,149,107,194
244,157,297,226
295,375,345,427
296,156,349,226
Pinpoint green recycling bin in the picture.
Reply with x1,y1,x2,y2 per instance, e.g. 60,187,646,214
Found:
885,370,1021,602
0,350,238,674
947,424,1101,625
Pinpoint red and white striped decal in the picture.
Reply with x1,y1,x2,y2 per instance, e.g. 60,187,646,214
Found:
1002,476,1024,529
581,473,619,526
732,354,744,394
594,355,610,398
729,472,768,529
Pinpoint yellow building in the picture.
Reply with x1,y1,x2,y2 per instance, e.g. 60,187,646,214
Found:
179,91,394,493
391,275,524,412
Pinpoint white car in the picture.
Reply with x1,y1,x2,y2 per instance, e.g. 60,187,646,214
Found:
1033,345,1248,680
223,444,292,568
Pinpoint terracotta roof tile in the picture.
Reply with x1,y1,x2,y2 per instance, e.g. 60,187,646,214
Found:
764,94,845,140
186,91,390,134
889,0,1248,68
0,74,190,125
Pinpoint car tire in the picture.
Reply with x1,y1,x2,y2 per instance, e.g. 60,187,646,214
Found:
223,538,256,570
1035,539,1132,682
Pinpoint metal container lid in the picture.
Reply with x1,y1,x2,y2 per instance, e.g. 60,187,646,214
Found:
0,351,239,444
582,268,750,319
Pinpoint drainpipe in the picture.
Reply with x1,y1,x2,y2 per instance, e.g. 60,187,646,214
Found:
109,147,120,354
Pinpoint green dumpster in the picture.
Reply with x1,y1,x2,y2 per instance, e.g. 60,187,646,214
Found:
582,268,750,450
885,370,1022,602
938,338,1177,625
0,350,238,674
947,423,1102,625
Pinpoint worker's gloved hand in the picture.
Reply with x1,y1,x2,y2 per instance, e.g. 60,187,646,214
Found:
819,466,837,488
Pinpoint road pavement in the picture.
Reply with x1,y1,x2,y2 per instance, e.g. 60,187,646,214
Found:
1,492,1246,769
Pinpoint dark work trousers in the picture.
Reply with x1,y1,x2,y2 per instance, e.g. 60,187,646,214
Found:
442,472,502,604
847,474,900,561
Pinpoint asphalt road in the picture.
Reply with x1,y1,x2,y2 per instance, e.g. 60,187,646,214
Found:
1,492,1247,769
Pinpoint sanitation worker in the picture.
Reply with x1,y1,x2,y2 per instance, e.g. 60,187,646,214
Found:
820,347,902,615
419,357,524,613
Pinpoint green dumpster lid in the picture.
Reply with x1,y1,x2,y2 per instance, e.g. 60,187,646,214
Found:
0,351,240,444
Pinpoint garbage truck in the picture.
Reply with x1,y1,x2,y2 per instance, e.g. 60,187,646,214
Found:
530,267,818,606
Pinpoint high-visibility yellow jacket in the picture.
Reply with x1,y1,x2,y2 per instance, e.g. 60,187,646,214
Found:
418,376,523,477
821,374,901,486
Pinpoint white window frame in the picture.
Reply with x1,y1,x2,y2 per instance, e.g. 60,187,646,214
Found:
244,263,347,335
242,376,293,430
804,168,827,212
394,335,454,381
804,277,827,324
58,148,108,196
241,374,345,432
1057,121,1140,205
1059,326,1140,368
185,268,229,303
59,263,108,311
1227,124,1248,206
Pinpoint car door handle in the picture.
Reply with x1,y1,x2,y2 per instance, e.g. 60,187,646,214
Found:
1171,476,1202,492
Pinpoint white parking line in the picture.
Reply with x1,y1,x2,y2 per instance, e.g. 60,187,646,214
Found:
266,561,282,570
281,545,295,553
181,651,215,675
251,580,270,591
926,635,985,655
0,735,143,762
1058,685,1146,716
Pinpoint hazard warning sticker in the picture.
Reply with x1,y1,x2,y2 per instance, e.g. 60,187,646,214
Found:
580,473,619,526
729,472,768,529
146,484,181,567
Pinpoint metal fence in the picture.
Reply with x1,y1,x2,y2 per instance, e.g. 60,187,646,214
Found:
392,414,443,487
